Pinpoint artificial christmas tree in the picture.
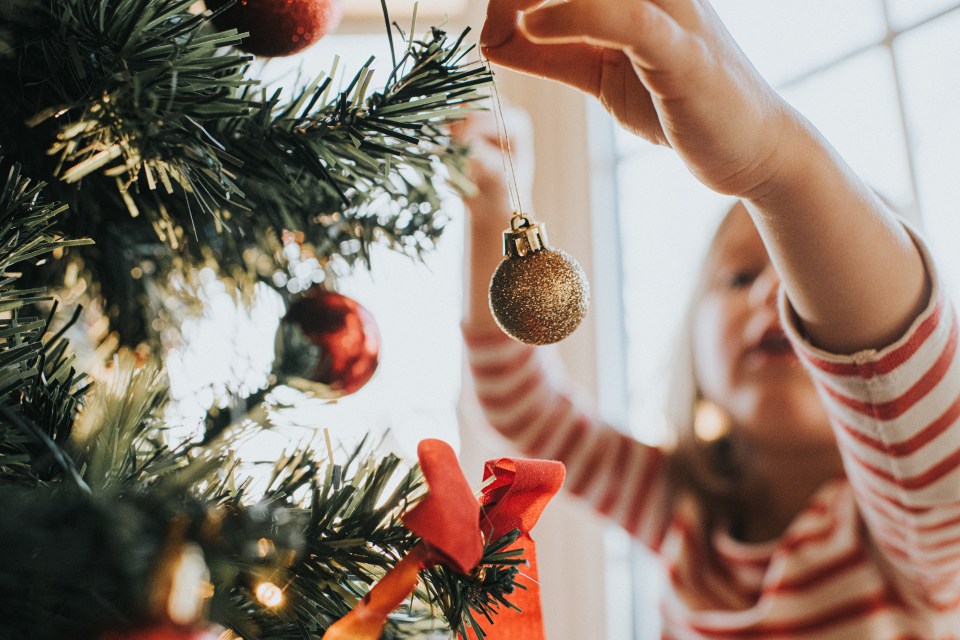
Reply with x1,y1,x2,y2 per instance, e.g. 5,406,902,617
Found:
0,1,560,638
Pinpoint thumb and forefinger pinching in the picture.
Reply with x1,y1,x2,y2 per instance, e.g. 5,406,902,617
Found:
479,0,606,95
482,0,687,73
480,0,547,51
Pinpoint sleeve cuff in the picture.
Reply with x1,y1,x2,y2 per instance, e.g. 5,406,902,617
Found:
778,219,946,373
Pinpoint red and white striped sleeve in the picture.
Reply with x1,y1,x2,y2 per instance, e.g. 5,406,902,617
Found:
462,326,673,550
780,226,960,607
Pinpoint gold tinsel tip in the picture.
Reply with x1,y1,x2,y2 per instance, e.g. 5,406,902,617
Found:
489,248,590,345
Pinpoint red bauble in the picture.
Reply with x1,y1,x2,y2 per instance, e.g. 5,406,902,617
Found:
205,0,343,57
100,625,219,640
284,288,380,397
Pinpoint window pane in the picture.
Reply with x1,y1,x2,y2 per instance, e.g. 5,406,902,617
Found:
712,0,886,85
888,0,960,29
781,46,914,211
897,11,960,298
614,1,887,159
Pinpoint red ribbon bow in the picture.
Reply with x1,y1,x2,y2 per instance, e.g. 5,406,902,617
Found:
322,439,564,640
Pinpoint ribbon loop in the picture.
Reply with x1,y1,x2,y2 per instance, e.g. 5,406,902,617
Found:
480,457,564,539
321,440,564,640
401,439,484,574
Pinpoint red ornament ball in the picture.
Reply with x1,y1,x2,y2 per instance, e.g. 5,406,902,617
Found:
205,0,343,57
284,288,380,397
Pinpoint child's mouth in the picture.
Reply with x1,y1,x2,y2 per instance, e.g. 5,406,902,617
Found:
750,327,796,359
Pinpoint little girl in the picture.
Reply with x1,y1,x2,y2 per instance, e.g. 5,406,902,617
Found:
458,0,960,637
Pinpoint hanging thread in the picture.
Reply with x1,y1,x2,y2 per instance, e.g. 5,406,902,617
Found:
479,52,591,347
481,57,525,218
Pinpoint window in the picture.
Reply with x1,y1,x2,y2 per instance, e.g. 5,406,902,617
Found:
602,3,960,636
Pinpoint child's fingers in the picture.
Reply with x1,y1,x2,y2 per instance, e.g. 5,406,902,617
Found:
480,0,614,95
481,36,613,99
520,0,686,72
481,0,551,50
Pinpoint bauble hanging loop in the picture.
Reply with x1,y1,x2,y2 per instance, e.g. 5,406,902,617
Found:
489,213,590,345
503,213,547,257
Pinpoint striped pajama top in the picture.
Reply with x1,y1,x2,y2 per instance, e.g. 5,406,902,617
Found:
463,233,960,638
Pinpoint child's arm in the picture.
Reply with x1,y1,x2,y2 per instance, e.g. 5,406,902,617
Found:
780,235,960,607
462,327,673,549
481,0,928,354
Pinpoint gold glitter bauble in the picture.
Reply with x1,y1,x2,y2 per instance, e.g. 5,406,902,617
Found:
489,248,590,345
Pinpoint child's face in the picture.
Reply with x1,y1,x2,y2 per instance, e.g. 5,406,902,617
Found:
692,205,833,449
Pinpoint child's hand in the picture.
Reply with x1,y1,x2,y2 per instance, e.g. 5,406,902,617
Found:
451,107,535,220
481,0,795,199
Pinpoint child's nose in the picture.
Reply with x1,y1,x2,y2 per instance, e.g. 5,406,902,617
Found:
749,264,780,308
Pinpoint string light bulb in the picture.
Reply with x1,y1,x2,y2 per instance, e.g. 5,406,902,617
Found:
255,580,284,608
161,541,212,625
256,537,275,558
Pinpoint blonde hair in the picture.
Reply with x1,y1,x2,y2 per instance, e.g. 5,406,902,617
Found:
663,202,748,521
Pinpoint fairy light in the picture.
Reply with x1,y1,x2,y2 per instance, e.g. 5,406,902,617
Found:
167,542,212,624
256,537,275,558
255,580,284,608
693,401,731,442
